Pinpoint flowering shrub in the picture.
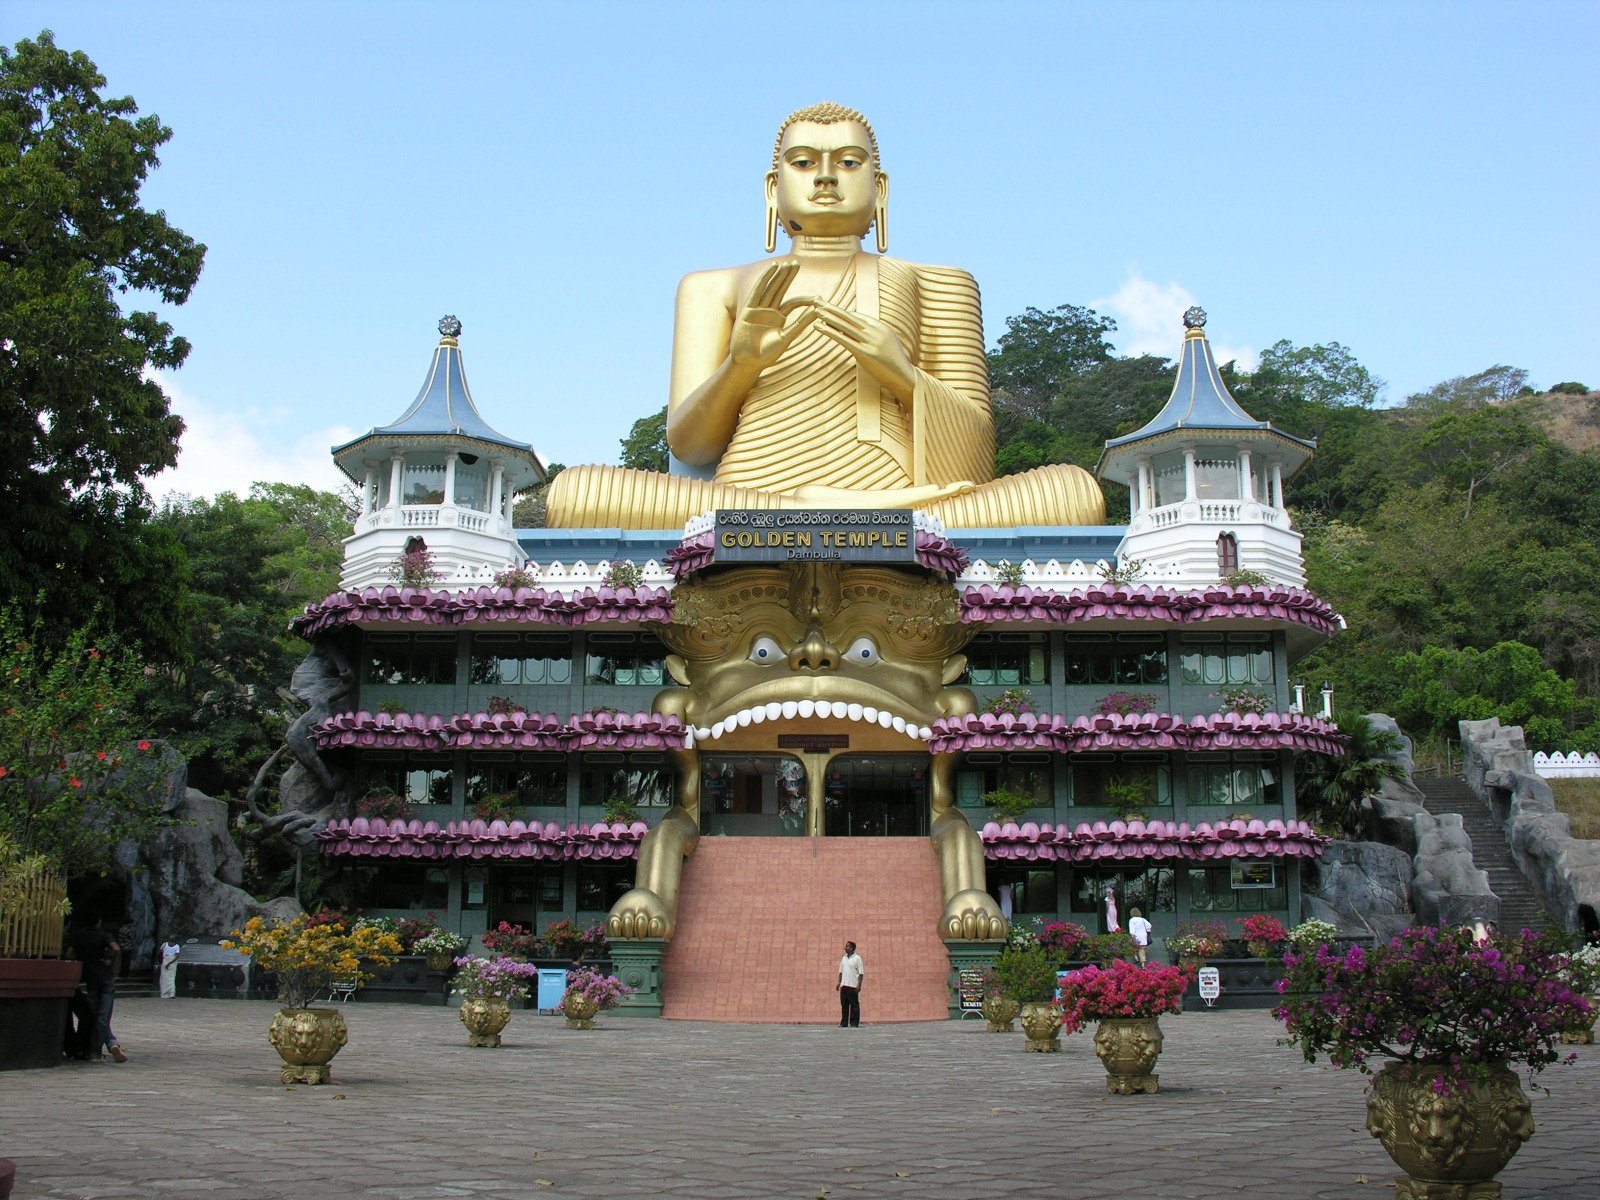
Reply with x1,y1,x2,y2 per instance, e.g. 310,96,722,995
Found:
413,930,469,959
1037,921,1092,964
1168,919,1228,962
1273,927,1593,1090
601,560,644,590
1092,691,1160,717
492,562,540,590
391,914,448,952
1098,557,1147,587
485,695,525,717
1558,943,1600,995
0,613,169,877
1287,917,1339,950
356,791,414,821
562,966,630,1010
451,955,538,1001
474,792,518,823
602,795,640,824
389,546,442,587
1055,960,1192,1033
993,559,1025,588
538,919,585,960
982,688,1034,718
224,915,403,1009
1220,568,1272,587
1213,684,1273,715
480,921,541,958
1006,922,1040,952
1088,930,1138,965
991,944,1060,1003
1239,914,1288,954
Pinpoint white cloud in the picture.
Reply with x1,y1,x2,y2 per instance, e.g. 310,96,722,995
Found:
1091,273,1258,371
144,375,356,502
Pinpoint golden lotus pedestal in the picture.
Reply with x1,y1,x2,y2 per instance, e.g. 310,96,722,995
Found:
1019,1002,1061,1052
983,995,1020,1033
1094,1017,1163,1094
1365,1062,1534,1199
460,997,512,1047
268,1008,348,1084
563,993,600,1029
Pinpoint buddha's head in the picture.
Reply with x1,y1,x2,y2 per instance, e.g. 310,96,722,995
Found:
766,102,888,250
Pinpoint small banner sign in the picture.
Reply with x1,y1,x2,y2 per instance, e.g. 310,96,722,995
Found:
712,509,915,564
958,968,986,1013
1198,966,1222,1007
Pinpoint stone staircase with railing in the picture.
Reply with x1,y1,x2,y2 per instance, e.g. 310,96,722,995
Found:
1415,777,1546,933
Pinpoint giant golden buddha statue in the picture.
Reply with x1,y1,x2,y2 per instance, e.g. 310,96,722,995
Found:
547,103,1105,529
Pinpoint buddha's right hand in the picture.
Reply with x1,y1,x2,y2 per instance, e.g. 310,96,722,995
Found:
729,258,820,371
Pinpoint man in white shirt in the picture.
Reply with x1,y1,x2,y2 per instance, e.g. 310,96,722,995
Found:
837,941,865,1027
1127,907,1153,965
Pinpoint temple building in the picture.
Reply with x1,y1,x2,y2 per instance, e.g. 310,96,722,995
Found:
293,304,1344,1021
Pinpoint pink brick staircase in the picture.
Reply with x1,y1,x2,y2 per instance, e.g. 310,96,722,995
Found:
661,837,952,1023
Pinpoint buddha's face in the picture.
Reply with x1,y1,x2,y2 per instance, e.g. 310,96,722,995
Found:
770,119,879,239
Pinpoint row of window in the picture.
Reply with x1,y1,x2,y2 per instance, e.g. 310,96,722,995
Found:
989,863,1287,916
336,861,632,914
964,633,1274,687
365,751,1280,811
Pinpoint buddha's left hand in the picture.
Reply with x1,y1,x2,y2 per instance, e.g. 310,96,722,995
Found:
806,299,916,402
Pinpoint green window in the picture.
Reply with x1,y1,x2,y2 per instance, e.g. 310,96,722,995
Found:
956,755,1053,810
585,634,666,686
363,759,452,806
1070,867,1176,914
1063,634,1167,686
465,759,568,808
1184,753,1281,808
1186,865,1286,912
964,634,1048,686
1179,633,1273,686
1067,757,1172,809
469,634,573,685
577,864,635,913
363,634,458,685
579,755,675,808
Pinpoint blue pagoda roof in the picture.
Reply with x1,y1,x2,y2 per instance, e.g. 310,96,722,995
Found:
333,318,545,486
1096,309,1314,481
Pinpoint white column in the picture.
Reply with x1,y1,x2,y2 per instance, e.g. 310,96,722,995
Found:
1271,462,1285,509
443,451,458,508
489,461,505,516
360,466,376,517
1135,458,1151,515
1238,446,1254,501
388,452,404,510
504,482,516,524
1182,446,1198,502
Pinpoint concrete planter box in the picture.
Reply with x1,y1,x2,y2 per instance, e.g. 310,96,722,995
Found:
0,959,82,1070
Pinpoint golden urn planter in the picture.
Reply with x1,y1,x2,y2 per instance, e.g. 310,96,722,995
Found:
983,994,1020,1033
1093,1016,1163,1094
1246,939,1274,959
1365,1062,1534,1199
1558,997,1598,1045
562,992,601,1029
425,952,454,973
267,1008,348,1084
1019,1001,1061,1052
459,997,513,1047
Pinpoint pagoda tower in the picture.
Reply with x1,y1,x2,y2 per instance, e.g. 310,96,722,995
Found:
333,316,547,590
1097,307,1315,587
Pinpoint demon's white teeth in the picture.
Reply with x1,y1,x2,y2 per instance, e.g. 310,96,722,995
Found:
862,706,879,723
736,709,752,727
764,702,781,721
847,703,863,721
891,715,907,733
781,700,799,719
691,704,932,741
877,710,893,728
797,699,815,718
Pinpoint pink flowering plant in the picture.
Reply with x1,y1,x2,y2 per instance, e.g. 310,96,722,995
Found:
389,546,442,587
1055,960,1193,1034
1037,920,1092,965
450,955,538,1002
1092,691,1160,717
1239,914,1288,956
562,966,631,1010
1273,927,1593,1091
479,921,541,958
982,688,1033,718
492,562,540,590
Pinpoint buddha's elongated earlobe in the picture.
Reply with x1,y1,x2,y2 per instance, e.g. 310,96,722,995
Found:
875,171,890,254
765,171,779,253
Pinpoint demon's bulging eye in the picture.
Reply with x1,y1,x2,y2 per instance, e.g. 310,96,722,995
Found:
749,636,783,663
845,636,880,665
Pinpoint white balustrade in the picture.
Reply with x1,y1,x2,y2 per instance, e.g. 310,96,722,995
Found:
1532,751,1600,778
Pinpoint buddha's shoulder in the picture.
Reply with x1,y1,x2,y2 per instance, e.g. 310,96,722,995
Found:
881,257,979,290
675,260,769,304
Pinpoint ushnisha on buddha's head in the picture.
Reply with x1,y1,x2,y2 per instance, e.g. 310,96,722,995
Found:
765,102,889,252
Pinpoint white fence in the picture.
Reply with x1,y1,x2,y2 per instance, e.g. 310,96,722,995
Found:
1532,751,1600,779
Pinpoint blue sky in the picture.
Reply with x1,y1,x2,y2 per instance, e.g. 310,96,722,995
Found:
8,1,1597,500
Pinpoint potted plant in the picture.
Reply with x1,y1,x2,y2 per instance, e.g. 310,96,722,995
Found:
982,687,1033,718
560,966,631,1029
223,915,402,1083
602,795,641,825
974,967,1019,1032
980,787,1035,827
480,921,541,960
1239,914,1288,960
451,955,539,1047
1037,921,1091,967
1286,917,1338,951
1274,927,1592,1196
991,945,1063,1051
1167,919,1227,968
355,789,413,822
414,930,469,972
1087,930,1138,967
474,791,519,823
1056,960,1192,1094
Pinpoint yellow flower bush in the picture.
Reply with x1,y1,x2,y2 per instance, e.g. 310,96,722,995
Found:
224,915,403,1009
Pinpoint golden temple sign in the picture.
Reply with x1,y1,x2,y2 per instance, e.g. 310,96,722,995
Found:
713,509,914,564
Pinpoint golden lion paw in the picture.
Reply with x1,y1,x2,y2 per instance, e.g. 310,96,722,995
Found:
940,890,1009,941
606,888,673,940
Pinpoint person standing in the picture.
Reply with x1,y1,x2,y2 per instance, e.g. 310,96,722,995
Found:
158,938,182,999
837,940,865,1028
67,916,127,1063
1127,907,1153,966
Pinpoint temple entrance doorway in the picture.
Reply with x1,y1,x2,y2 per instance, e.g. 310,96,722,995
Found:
821,755,930,837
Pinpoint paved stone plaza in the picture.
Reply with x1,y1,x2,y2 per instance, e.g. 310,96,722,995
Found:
5,999,1597,1199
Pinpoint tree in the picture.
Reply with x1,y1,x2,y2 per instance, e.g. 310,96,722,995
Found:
512,463,564,529
987,304,1116,423
0,32,205,651
619,407,668,472
1407,365,1531,410
1297,713,1404,839
1390,642,1590,751
1248,340,1386,409
1414,405,1538,520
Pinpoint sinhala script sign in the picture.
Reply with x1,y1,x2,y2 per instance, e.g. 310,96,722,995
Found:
713,509,914,564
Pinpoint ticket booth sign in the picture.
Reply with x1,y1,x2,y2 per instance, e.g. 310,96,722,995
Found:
1198,966,1222,1008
